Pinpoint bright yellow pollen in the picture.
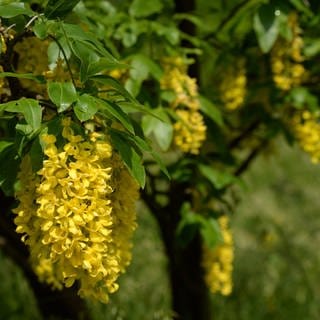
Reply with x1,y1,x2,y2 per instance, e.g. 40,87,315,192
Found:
202,216,234,296
13,118,139,303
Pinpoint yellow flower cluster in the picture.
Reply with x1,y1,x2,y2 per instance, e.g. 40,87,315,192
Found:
291,110,320,163
44,57,72,83
14,36,49,94
13,118,139,303
271,13,305,91
219,59,247,111
160,56,206,154
0,65,8,97
0,32,12,98
14,37,75,96
202,216,234,296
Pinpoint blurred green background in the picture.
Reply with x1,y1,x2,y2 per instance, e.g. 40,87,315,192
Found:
1,138,320,319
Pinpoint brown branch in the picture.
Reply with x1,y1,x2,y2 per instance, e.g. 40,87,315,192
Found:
234,140,267,177
228,119,261,150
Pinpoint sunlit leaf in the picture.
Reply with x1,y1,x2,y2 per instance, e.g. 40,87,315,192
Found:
47,82,77,112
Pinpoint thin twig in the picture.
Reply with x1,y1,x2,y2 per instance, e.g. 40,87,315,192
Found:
234,140,266,176
48,35,76,88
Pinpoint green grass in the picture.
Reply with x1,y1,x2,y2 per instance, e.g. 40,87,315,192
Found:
1,138,320,319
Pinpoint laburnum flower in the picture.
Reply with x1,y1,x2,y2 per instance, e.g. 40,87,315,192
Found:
13,118,139,303
219,59,247,111
44,58,72,83
271,12,305,91
174,110,207,155
14,36,49,94
14,37,79,96
160,56,207,154
291,110,320,163
202,216,234,296
0,65,10,97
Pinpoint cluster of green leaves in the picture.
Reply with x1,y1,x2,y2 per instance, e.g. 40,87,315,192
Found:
0,0,172,195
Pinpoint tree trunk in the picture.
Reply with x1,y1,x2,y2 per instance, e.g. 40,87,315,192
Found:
148,181,211,320
168,234,211,320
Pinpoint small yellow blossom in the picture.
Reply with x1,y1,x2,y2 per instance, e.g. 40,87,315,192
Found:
271,12,305,91
14,36,49,94
44,58,71,83
291,110,320,163
13,118,139,303
160,56,207,154
220,59,247,111
174,110,207,155
202,215,234,296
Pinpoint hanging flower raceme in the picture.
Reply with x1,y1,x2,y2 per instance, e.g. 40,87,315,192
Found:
202,215,234,296
271,13,305,91
0,28,14,98
291,110,320,163
219,59,247,111
13,118,139,303
0,65,9,97
14,37,77,96
160,56,206,154
14,36,49,94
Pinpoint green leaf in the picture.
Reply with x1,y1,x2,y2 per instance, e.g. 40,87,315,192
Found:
286,87,318,111
70,40,99,82
128,133,170,179
200,218,223,248
15,123,33,136
74,94,98,122
110,130,145,188
0,72,46,84
129,0,163,18
289,0,313,17
151,22,180,45
125,54,163,96
1,98,42,131
61,23,116,60
130,54,163,81
97,98,135,134
0,140,14,152
91,75,137,103
174,13,213,32
47,82,77,112
199,96,224,127
199,164,237,190
176,202,203,247
253,4,280,53
304,39,320,58
87,59,126,78
44,0,80,19
33,19,48,39
0,145,20,196
142,108,173,151
0,3,33,18
118,101,167,121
